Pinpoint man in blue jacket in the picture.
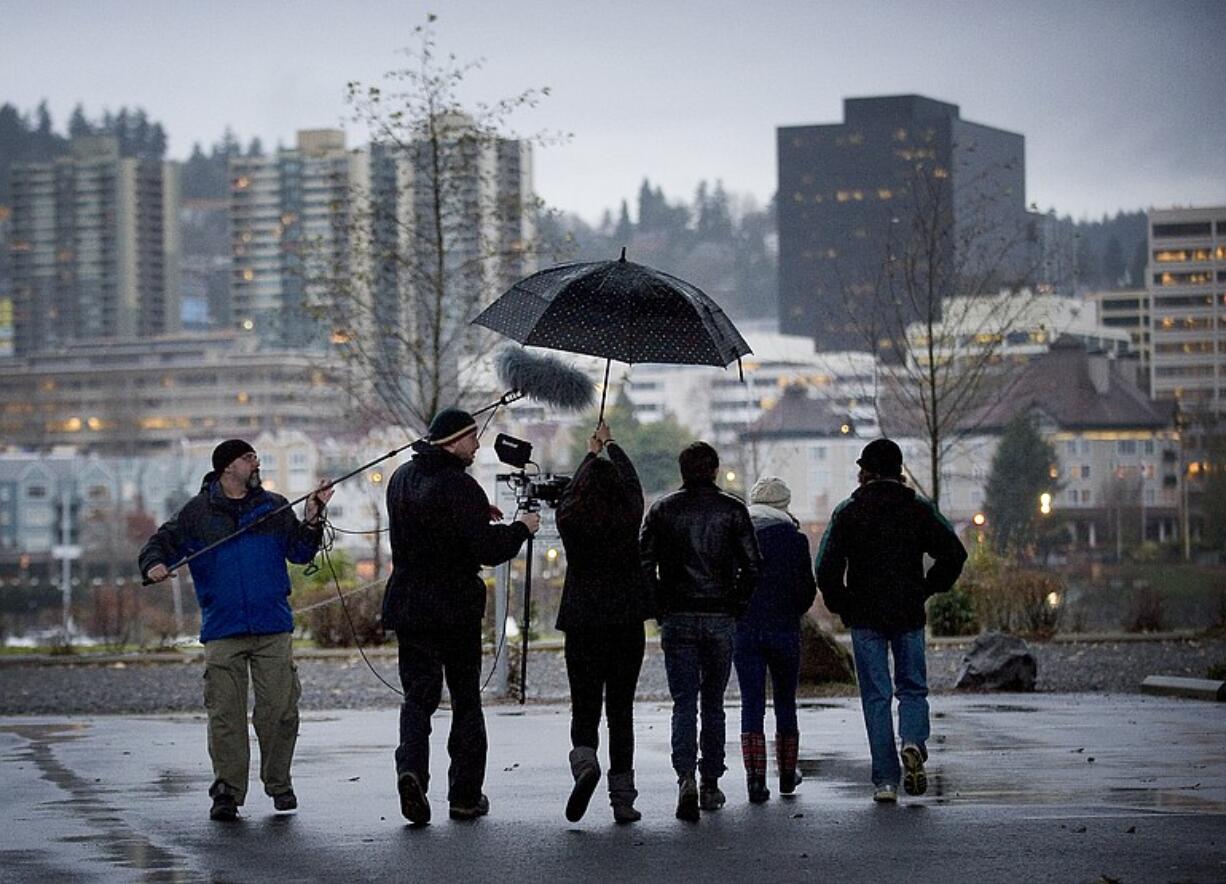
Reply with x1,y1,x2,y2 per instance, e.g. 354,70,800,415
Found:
815,438,966,803
140,439,332,821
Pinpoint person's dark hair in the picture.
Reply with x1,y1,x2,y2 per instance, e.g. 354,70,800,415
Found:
678,441,719,485
557,456,640,525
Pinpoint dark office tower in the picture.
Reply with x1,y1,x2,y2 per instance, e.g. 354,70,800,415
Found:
777,95,1028,350
9,136,180,356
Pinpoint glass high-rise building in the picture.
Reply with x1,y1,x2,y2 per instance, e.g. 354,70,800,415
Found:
8,136,180,356
777,95,1029,351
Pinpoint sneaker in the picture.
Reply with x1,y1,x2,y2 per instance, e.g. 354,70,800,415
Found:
901,744,928,796
209,793,239,822
272,790,297,812
698,777,725,811
675,774,699,822
397,771,431,824
449,793,490,820
872,784,898,803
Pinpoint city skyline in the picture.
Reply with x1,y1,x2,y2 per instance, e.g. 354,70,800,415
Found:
3,0,1224,226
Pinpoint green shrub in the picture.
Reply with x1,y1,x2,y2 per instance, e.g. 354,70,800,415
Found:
927,585,979,636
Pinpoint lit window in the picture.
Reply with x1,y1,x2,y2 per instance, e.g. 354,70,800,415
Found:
237,392,250,404
877,188,893,200
242,269,254,281
235,175,250,190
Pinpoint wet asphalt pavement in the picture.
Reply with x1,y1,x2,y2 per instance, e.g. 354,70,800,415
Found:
2,694,1224,883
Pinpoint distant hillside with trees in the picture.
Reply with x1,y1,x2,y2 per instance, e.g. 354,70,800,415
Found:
539,178,778,320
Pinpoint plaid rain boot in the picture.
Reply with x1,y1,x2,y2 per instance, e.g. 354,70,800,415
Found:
741,732,770,803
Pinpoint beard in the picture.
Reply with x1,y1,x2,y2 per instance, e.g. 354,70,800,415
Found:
246,469,263,490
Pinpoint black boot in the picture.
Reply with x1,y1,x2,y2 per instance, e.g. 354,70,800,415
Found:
699,776,726,811
675,773,699,822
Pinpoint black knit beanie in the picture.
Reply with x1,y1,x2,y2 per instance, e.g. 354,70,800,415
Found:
212,438,255,473
427,408,478,445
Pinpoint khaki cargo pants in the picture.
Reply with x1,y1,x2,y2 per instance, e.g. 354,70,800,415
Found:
203,632,301,804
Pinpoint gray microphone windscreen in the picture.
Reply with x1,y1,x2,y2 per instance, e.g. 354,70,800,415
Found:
495,346,595,411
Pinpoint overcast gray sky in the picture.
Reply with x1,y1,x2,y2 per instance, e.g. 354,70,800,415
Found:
5,0,1224,224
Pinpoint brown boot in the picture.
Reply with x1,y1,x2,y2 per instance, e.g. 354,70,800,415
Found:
741,732,770,803
776,732,802,795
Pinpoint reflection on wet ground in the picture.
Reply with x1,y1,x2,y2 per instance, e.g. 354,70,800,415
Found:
1,722,203,881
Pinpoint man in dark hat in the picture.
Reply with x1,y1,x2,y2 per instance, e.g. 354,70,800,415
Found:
383,408,540,824
815,438,967,803
140,438,333,821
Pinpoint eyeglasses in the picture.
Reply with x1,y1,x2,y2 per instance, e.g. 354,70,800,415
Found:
239,452,259,463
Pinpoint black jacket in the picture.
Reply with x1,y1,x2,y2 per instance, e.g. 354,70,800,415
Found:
815,479,968,633
739,504,817,632
640,481,761,618
555,444,649,632
382,443,531,632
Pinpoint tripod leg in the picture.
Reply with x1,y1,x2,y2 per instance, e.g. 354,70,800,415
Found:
520,536,533,705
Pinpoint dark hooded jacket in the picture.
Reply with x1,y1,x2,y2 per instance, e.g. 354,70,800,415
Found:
554,443,649,631
382,442,531,632
815,479,967,633
640,480,761,618
138,473,323,642
739,504,817,632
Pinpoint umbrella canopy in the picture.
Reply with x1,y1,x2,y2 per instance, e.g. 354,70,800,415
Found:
472,250,752,369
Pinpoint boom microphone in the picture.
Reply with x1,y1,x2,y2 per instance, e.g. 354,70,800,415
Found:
495,345,595,411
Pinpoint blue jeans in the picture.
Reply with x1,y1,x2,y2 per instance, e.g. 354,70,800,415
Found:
733,626,801,735
661,613,735,779
850,626,930,788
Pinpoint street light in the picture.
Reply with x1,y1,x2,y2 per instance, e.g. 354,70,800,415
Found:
1039,492,1052,516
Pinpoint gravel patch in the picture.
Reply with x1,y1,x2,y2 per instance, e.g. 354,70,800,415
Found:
2,636,1223,716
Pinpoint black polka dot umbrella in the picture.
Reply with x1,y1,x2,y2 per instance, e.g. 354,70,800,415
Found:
473,248,753,420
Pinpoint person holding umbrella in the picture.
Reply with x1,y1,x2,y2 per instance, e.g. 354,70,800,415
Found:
734,477,817,803
554,420,649,824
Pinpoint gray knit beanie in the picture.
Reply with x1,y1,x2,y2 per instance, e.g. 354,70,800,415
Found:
749,476,791,510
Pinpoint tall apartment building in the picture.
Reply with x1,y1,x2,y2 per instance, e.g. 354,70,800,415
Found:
365,113,535,408
777,95,1030,351
1146,206,1226,412
229,122,534,372
229,129,369,350
7,136,180,356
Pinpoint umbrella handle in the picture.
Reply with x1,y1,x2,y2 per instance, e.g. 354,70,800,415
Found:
597,358,611,426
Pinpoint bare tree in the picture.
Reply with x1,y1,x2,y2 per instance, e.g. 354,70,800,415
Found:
310,16,561,432
842,156,1045,506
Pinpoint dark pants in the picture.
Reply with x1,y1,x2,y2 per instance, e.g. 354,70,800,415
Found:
564,624,646,774
733,626,801,735
395,626,486,805
661,612,735,779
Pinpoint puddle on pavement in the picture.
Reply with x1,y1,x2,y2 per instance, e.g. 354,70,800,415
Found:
4,722,203,880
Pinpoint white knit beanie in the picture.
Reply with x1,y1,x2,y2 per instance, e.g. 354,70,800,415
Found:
749,476,791,510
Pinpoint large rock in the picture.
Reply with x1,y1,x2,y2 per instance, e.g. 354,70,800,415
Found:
799,616,856,685
954,631,1038,691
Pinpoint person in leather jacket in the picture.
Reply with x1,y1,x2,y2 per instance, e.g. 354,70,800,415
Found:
640,441,760,821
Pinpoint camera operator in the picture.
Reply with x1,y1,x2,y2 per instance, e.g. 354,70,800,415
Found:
383,408,540,824
554,420,649,824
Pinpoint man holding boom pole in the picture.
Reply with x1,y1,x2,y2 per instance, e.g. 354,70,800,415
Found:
139,438,333,822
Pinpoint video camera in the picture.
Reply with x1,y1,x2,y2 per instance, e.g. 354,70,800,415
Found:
493,433,570,512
